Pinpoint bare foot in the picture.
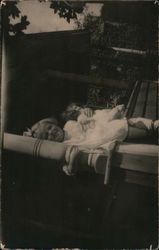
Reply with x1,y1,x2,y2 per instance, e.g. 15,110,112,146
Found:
154,120,159,130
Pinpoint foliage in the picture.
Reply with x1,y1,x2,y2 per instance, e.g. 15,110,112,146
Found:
101,1,158,27
87,85,127,108
2,1,30,37
49,1,84,23
9,15,30,35
76,11,157,51
75,11,157,82
103,22,157,51
2,0,85,37
76,14,105,47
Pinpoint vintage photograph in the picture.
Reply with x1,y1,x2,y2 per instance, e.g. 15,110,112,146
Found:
1,0,158,248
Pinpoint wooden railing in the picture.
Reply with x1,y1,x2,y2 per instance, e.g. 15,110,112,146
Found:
2,79,158,188
46,69,128,89
3,133,158,176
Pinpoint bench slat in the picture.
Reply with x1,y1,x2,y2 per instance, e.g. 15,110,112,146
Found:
125,81,141,118
124,170,157,188
145,82,158,120
132,81,149,117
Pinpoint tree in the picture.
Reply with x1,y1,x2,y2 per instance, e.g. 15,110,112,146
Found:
75,13,119,78
76,13,105,48
1,1,30,38
1,0,85,37
49,0,85,23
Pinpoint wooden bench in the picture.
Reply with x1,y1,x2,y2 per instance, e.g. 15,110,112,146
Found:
126,80,158,120
3,77,158,189
125,80,158,144
2,79,158,248
3,132,158,188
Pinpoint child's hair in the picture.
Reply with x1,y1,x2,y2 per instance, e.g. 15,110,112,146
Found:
66,102,82,111
60,102,83,123
60,109,80,123
23,117,64,142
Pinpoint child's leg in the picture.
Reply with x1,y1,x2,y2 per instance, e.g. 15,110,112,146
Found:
127,126,150,139
127,117,159,139
128,117,155,130
154,120,159,130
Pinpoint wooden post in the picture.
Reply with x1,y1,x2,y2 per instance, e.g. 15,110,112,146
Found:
3,133,67,161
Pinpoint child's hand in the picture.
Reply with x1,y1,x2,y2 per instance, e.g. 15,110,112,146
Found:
80,119,95,131
107,104,125,121
83,108,94,117
116,104,125,117
116,104,125,112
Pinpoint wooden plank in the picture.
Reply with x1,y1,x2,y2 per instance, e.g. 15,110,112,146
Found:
88,149,157,175
125,81,141,118
113,153,157,174
144,81,157,120
132,81,149,117
112,142,158,175
116,142,158,157
3,133,158,176
46,69,128,89
112,47,146,55
124,170,157,188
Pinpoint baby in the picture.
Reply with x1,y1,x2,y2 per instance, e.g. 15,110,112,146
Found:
23,103,158,150
63,104,127,148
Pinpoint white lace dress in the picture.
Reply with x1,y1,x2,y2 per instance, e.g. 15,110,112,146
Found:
63,108,128,150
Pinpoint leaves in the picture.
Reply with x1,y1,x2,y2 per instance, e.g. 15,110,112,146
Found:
3,0,85,36
11,15,30,35
6,1,20,19
87,85,126,108
2,1,30,37
50,1,84,23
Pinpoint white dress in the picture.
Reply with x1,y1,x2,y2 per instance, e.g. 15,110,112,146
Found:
63,108,128,150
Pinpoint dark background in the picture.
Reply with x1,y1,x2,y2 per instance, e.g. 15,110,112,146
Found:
4,30,90,134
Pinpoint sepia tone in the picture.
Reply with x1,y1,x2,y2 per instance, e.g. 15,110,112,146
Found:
1,1,158,248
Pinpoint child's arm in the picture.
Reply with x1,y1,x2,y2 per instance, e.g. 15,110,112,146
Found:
77,113,95,131
106,104,125,121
